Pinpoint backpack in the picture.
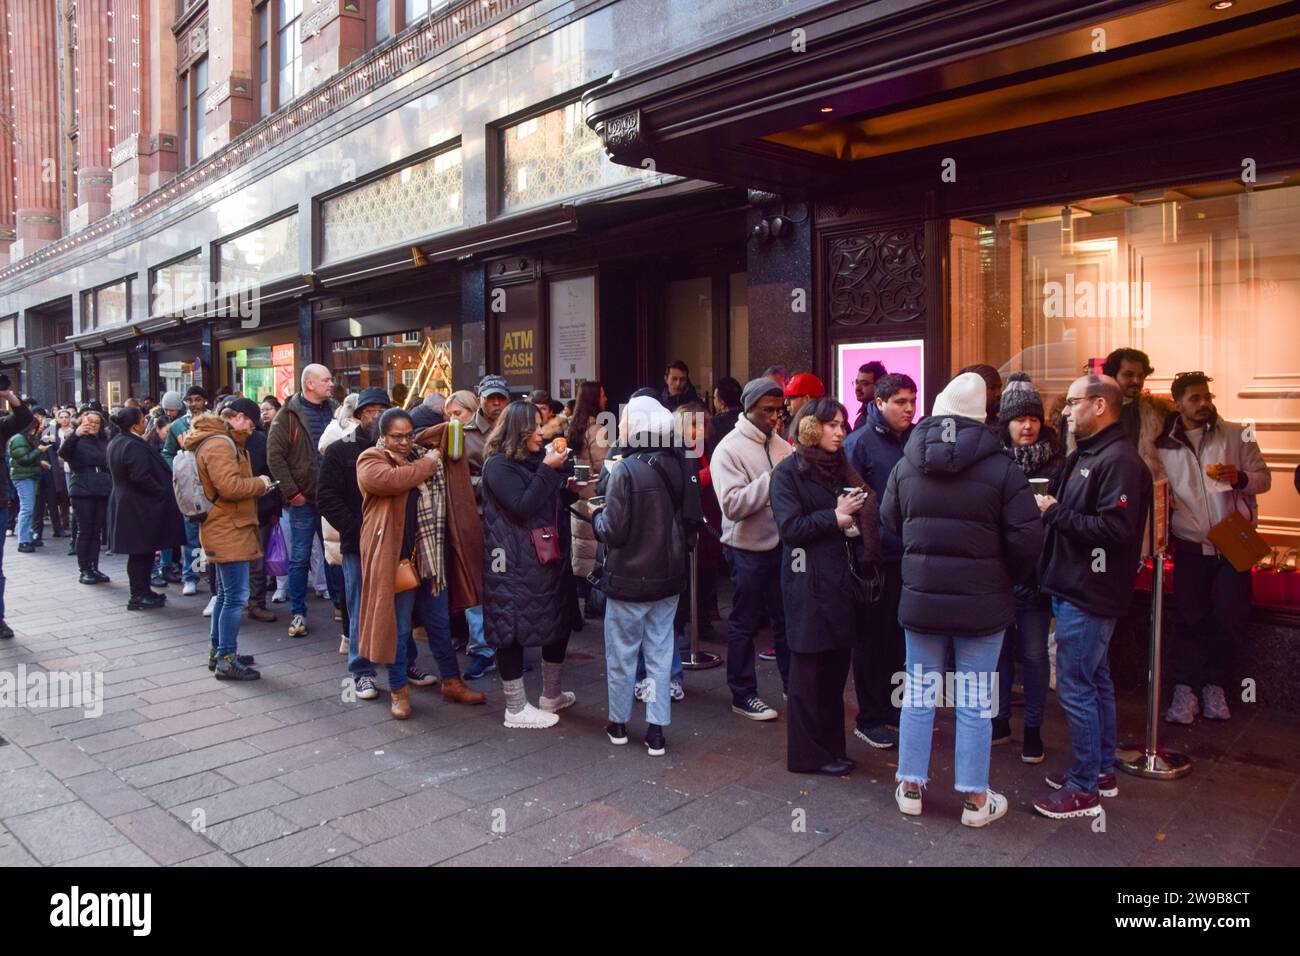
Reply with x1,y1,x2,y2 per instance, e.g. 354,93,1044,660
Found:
172,434,238,521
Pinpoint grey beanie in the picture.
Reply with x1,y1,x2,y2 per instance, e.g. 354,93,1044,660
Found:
741,376,784,412
999,371,1045,425
160,391,184,412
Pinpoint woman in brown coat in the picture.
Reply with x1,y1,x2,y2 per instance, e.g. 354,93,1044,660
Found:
356,409,483,719
186,403,273,680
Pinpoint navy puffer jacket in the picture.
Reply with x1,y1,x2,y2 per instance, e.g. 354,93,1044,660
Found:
881,415,1044,637
481,451,574,649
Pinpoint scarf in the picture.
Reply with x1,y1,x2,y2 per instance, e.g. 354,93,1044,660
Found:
376,437,448,595
1009,438,1057,477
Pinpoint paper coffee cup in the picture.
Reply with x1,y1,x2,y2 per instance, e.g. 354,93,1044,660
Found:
1029,478,1050,495
574,463,591,482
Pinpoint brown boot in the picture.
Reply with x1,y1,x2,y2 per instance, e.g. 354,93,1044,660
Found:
441,676,486,705
248,606,277,623
390,686,412,720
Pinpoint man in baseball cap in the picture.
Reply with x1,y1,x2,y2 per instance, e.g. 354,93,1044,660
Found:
783,372,826,421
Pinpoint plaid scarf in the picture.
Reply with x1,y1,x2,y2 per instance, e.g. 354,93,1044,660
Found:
377,438,447,595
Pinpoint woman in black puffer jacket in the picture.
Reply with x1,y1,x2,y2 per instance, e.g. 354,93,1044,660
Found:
481,400,578,730
995,373,1066,763
58,408,113,585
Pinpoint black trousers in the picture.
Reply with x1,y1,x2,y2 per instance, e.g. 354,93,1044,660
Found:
496,634,570,681
71,496,107,571
127,553,154,598
248,522,275,608
33,473,61,535
852,560,904,730
787,647,853,772
1171,545,1251,690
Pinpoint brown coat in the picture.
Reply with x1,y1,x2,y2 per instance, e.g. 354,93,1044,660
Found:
186,414,267,563
356,423,483,666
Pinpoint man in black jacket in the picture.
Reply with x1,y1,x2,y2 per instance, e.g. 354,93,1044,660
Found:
1034,374,1152,822
317,387,389,702
594,395,689,757
0,385,33,639
244,406,282,623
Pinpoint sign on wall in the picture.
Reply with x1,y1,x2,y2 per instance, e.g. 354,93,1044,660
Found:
835,339,925,425
549,275,596,401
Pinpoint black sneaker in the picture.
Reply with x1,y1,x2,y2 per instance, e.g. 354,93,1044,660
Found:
757,647,777,661
854,725,898,749
208,648,256,672
991,717,1012,745
16,542,34,553
126,593,166,610
731,696,778,721
606,722,628,745
151,572,168,588
644,723,666,756
1021,725,1045,764
164,566,183,584
0,620,12,640
79,571,100,585
214,654,261,681
32,538,44,547
91,569,110,583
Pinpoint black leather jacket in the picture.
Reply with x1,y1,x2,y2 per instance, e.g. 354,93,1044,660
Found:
594,445,689,603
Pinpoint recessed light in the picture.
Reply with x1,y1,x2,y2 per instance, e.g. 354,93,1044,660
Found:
819,106,833,113
1211,1,1233,9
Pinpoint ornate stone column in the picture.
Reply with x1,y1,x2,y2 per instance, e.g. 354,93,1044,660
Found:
10,0,62,258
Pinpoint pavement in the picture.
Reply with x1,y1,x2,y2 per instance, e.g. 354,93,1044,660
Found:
1,537,1298,867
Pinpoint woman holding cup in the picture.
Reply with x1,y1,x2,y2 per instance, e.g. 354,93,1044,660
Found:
996,372,1066,762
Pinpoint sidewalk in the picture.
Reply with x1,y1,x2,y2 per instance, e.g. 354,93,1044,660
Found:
1,542,1297,867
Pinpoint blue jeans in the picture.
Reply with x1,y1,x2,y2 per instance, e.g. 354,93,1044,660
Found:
13,479,36,545
606,595,679,727
465,604,493,660
997,605,1052,727
182,517,203,582
413,584,459,679
389,587,414,691
0,503,7,618
897,629,1004,794
1052,597,1117,793
724,545,789,705
209,561,251,658
341,552,376,679
637,641,683,684
288,504,321,616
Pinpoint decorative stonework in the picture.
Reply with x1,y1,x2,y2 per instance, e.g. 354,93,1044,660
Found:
826,226,925,326
599,110,643,150
303,0,340,36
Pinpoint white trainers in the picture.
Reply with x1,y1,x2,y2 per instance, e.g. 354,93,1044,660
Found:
1165,683,1200,724
182,580,198,596
538,691,576,713
202,596,218,617
633,679,652,702
895,781,923,816
271,588,288,603
961,790,1008,828
669,680,685,702
503,702,559,729
1202,684,1232,720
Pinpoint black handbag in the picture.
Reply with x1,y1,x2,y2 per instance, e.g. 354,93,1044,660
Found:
845,538,883,606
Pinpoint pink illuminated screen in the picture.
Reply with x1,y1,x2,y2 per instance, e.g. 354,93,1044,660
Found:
835,339,925,427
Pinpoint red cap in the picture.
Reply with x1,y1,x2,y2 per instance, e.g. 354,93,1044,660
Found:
783,373,825,398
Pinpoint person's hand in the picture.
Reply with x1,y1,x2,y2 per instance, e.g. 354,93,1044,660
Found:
544,447,568,470
259,475,274,492
1036,494,1058,516
1214,464,1240,486
288,492,307,507
836,490,866,526
75,422,92,436
565,477,580,493
40,460,50,469
0,389,16,406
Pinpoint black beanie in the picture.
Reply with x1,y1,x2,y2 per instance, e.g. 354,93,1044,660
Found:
999,371,1044,425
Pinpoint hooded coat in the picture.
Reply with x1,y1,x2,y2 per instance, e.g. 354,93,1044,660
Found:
881,414,1044,637
186,415,267,563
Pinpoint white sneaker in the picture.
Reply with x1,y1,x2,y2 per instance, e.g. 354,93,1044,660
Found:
271,588,287,603
961,790,1008,828
202,596,218,617
182,580,198,596
338,636,349,654
1165,683,1199,725
1202,684,1232,720
669,680,685,702
503,702,559,729
538,691,576,713
633,679,652,702
895,781,923,816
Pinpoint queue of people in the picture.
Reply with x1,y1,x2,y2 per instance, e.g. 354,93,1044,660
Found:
0,342,1274,829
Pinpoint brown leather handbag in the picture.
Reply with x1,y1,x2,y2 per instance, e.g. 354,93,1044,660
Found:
1207,510,1270,572
394,548,420,593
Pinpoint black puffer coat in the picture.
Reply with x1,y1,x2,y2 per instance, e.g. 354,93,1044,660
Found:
1002,429,1066,610
58,431,112,497
770,453,880,653
481,451,574,649
106,432,187,555
593,446,688,603
881,415,1044,637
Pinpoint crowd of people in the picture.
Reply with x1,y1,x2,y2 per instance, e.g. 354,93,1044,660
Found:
0,343,1278,829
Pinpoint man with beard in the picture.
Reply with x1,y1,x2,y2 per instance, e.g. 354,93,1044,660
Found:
1097,348,1172,480
1156,372,1269,725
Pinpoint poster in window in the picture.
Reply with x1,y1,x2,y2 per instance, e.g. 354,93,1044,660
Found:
835,339,925,426
548,275,595,402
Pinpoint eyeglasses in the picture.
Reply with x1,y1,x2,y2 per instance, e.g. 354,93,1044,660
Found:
387,431,414,443
1064,396,1097,407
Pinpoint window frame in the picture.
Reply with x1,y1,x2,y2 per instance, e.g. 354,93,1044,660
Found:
251,0,305,121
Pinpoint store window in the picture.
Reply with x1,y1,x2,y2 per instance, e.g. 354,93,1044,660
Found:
664,278,713,398
0,315,16,352
951,174,1300,607
83,277,133,330
216,213,299,288
151,251,204,317
499,101,638,214
253,0,303,118
179,55,209,168
157,358,197,396
319,147,463,264
331,326,453,406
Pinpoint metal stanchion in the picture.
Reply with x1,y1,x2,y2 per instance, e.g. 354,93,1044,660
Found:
680,545,721,670
1117,551,1192,780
